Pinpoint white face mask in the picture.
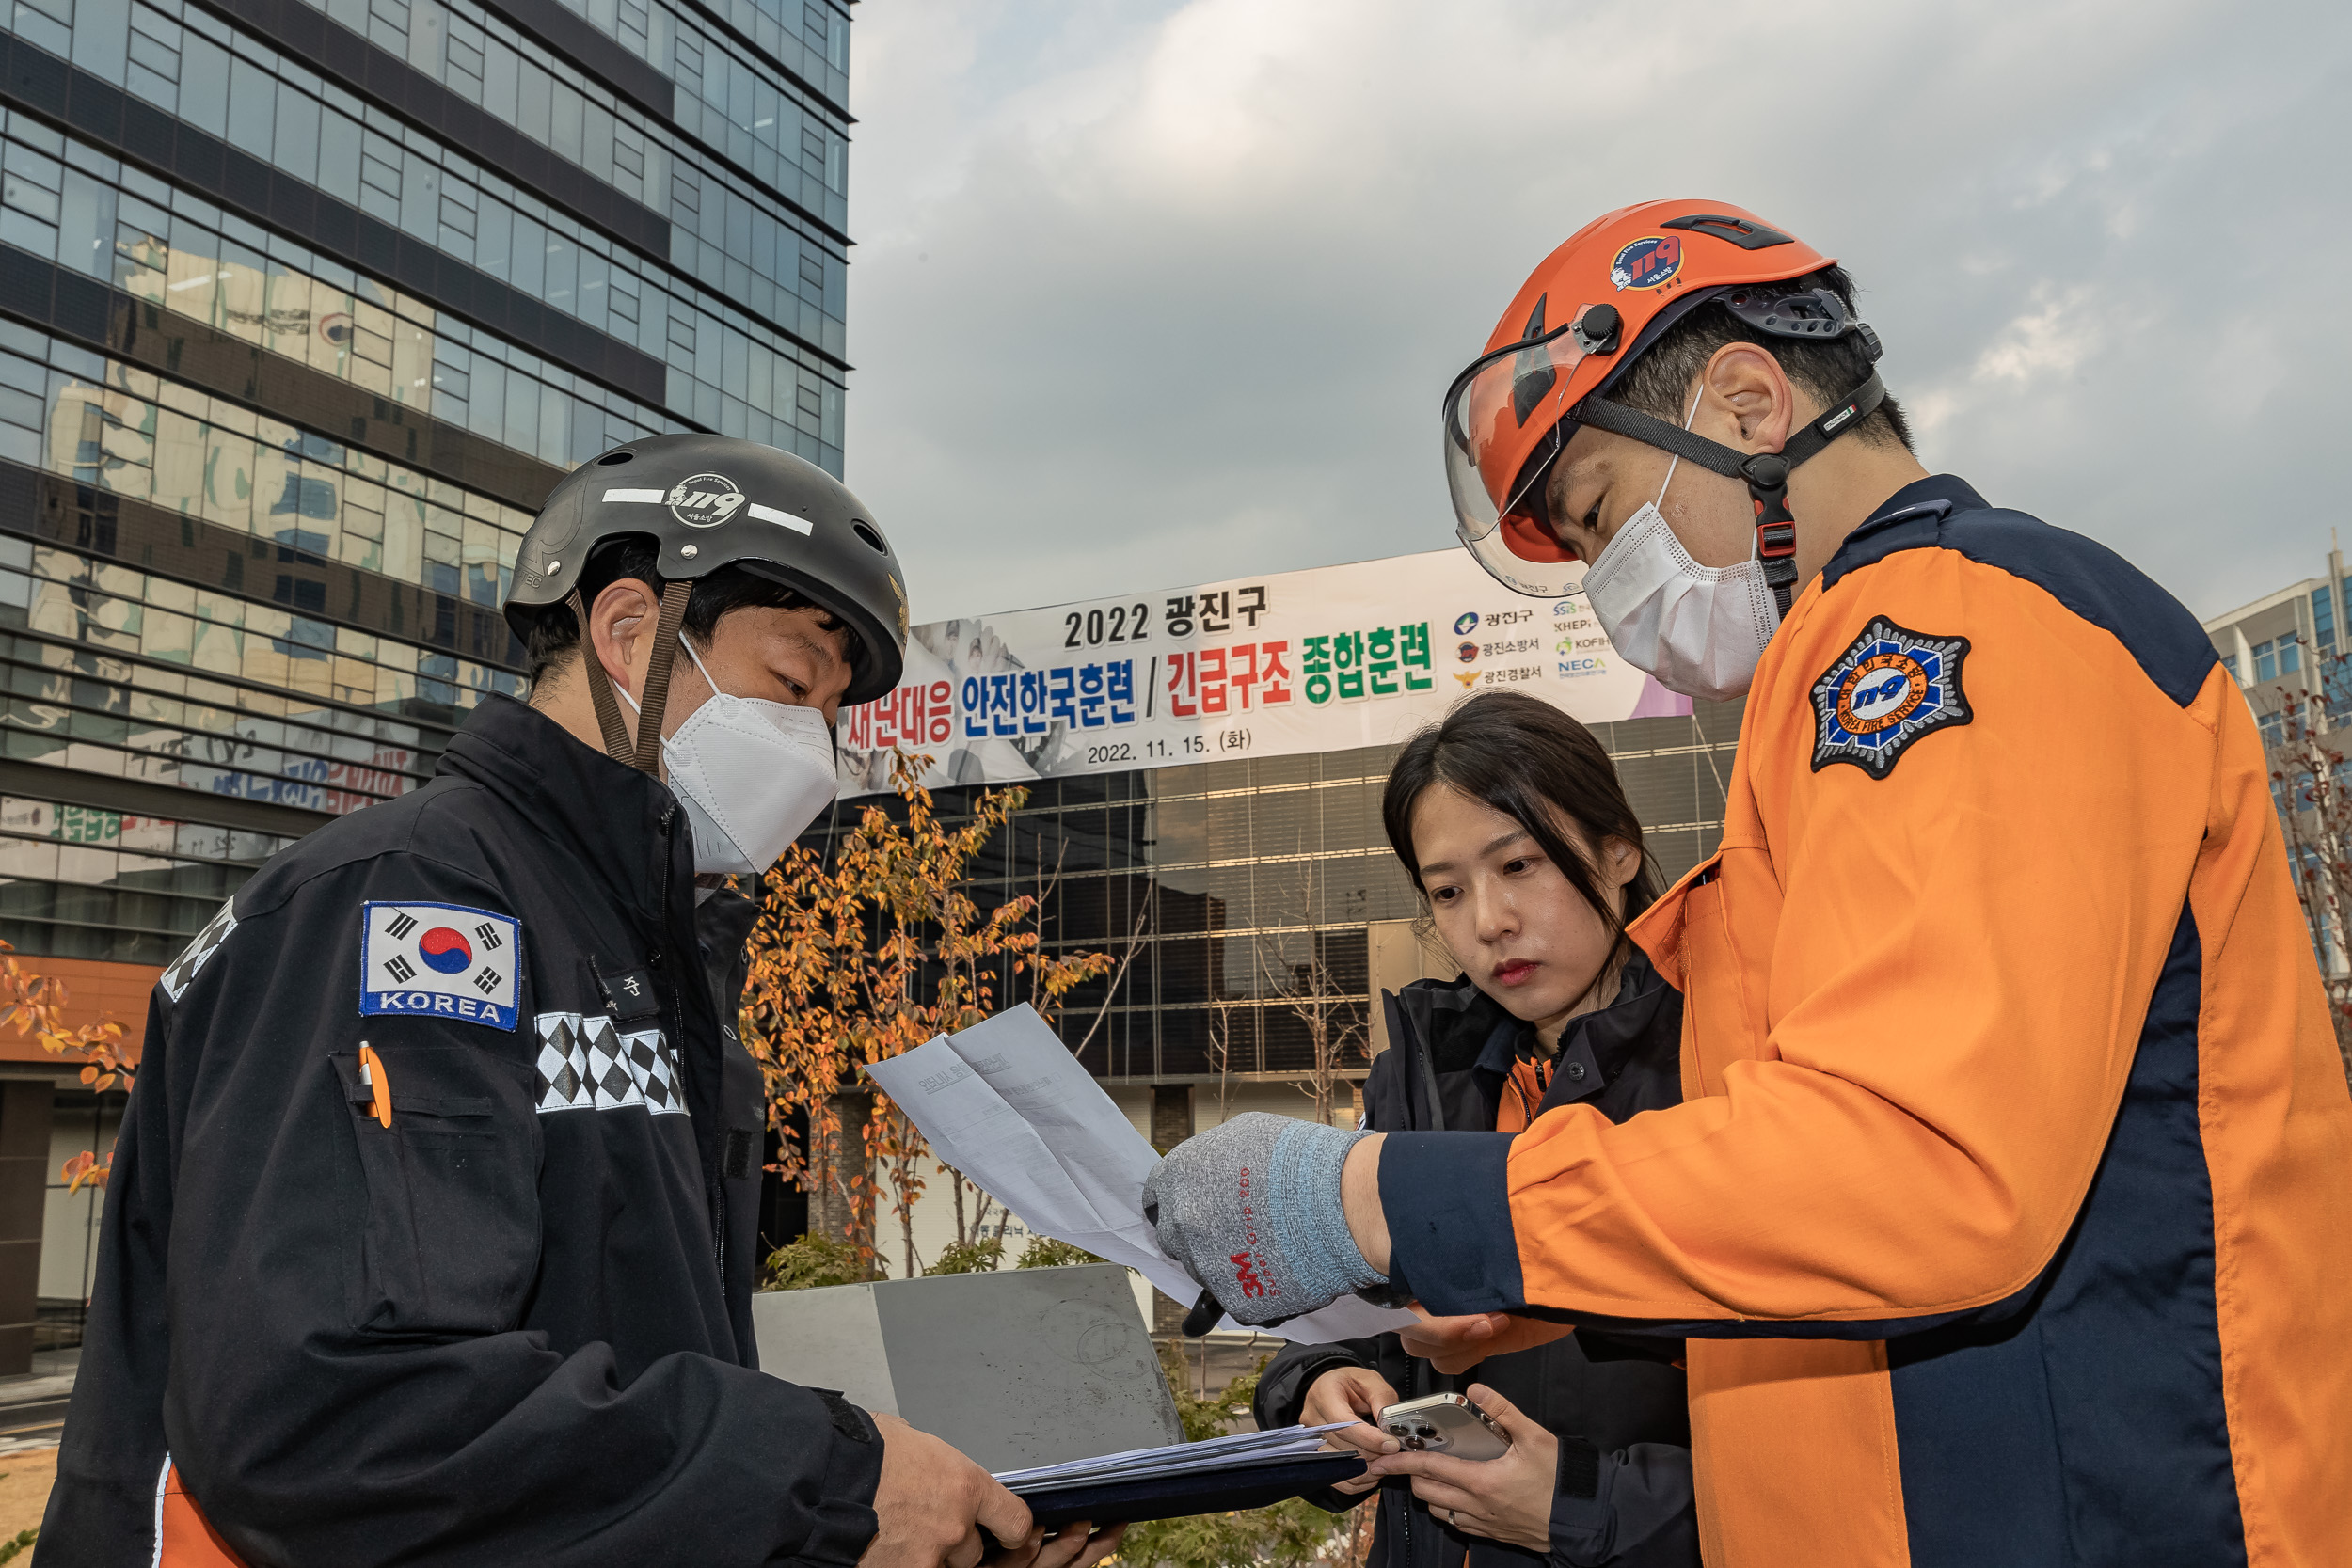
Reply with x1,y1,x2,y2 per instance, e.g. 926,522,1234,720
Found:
1579,392,1780,704
616,635,837,875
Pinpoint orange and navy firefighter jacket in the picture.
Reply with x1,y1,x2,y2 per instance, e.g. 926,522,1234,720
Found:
1376,475,2352,1568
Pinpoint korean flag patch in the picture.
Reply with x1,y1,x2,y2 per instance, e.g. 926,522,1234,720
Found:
1810,617,1972,778
361,901,523,1031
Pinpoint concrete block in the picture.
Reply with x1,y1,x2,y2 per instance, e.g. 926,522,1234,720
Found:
752,1263,1181,1472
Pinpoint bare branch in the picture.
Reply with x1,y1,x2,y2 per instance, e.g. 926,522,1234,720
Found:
1070,888,1154,1064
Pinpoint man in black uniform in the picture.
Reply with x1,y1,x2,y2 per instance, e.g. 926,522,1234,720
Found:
43,436,1115,1568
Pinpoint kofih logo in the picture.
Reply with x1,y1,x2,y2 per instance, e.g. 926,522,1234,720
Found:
667,473,748,528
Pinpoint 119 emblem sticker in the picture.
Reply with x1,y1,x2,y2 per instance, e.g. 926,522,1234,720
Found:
1810,617,1972,778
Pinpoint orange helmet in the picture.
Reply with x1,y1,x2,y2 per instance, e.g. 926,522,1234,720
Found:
1442,200,1884,600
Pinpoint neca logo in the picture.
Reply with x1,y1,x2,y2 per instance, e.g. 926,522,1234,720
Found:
668,473,748,528
1230,1252,1267,1298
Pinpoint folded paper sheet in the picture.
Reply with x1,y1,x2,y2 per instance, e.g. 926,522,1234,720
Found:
866,1005,1418,1342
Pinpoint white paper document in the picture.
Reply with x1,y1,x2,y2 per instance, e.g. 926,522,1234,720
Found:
866,1005,1419,1342
991,1422,1357,1492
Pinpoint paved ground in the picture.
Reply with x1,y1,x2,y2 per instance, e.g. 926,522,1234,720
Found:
0,1353,78,1461
0,1445,55,1544
0,1397,64,1456
0,1351,78,1552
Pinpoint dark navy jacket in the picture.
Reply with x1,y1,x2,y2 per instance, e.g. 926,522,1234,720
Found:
42,696,881,1565
1255,958,1697,1568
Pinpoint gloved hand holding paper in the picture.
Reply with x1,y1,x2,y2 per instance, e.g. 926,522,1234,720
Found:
866,1005,1416,1341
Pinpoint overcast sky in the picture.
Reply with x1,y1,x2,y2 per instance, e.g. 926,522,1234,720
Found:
837,0,2350,626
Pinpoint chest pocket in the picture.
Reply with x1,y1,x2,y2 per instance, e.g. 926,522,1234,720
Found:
1629,845,1782,1100
331,1046,541,1336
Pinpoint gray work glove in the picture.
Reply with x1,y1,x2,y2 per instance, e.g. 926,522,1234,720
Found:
1141,1112,1388,1327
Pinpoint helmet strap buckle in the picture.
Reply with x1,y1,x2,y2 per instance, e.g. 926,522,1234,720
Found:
1740,454,1801,618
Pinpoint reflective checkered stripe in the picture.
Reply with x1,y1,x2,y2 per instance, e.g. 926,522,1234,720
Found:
534,1011,687,1115
160,897,237,1002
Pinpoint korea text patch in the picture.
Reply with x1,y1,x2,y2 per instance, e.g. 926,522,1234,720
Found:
360,901,523,1030
1811,617,1972,778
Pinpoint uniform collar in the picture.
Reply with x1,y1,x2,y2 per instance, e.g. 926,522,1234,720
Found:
695,884,761,965
1815,474,1991,592
434,695,689,925
1827,474,1990,564
1470,950,1670,1110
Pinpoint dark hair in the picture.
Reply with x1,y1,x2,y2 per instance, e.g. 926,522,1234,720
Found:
1608,264,1912,451
521,536,839,685
1381,690,1661,945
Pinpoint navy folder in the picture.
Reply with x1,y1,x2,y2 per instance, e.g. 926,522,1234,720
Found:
1015,1452,1369,1528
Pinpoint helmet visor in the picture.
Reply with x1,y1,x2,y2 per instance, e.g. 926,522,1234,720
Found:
1441,308,1601,598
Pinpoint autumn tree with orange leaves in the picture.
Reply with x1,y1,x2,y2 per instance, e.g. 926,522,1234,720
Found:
739,752,1114,1277
0,940,130,1191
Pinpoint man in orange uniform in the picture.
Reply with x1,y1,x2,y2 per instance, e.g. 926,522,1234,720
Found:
1145,201,2352,1565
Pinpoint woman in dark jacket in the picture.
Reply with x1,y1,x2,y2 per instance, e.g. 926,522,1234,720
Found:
1252,691,1697,1568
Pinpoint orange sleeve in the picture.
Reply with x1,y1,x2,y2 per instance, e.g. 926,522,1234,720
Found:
1380,544,2224,1329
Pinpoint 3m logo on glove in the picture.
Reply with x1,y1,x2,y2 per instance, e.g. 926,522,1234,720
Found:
360,901,522,1030
1230,1164,1273,1299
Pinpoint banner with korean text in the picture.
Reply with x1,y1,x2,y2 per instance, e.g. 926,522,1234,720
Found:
834,547,1688,797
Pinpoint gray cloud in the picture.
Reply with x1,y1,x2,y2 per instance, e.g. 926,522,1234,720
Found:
840,0,2352,625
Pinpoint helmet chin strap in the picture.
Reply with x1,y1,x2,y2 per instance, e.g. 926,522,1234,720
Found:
1577,370,1886,618
566,581,694,773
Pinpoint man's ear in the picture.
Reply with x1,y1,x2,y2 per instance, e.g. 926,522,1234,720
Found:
588,578,658,696
1698,342,1801,454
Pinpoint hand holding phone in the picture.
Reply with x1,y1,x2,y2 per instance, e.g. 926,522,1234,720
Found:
1375,1393,1511,1462
1364,1386,1555,1552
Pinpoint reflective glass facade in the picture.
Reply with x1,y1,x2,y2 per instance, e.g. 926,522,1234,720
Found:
0,0,853,963
828,705,1743,1085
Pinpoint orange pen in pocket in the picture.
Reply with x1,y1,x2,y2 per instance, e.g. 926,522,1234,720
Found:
358,1042,393,1129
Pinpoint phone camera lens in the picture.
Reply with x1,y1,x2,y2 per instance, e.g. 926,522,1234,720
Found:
1413,1425,1438,1439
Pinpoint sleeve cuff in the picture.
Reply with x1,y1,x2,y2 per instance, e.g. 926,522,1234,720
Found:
790,1393,886,1567
1377,1132,1524,1315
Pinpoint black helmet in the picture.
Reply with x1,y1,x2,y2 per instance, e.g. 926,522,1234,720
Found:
504,434,909,706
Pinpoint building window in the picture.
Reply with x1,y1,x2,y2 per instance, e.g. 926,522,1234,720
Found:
2281,635,2302,675
2254,640,2277,682
2222,652,2239,678
2259,708,2285,747
2315,587,2337,650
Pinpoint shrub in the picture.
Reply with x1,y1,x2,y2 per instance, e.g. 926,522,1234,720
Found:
761,1231,867,1291
925,1237,1008,1275
1015,1237,1102,1270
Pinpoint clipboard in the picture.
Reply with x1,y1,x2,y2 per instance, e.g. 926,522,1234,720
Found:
1014,1452,1369,1528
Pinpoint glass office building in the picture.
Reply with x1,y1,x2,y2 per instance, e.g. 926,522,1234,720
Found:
0,0,853,1369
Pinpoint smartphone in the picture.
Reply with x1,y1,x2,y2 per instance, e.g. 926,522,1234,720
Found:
1376,1393,1510,1460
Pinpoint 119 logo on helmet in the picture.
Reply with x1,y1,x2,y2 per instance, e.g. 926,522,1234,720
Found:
1610,235,1684,292
667,474,749,528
